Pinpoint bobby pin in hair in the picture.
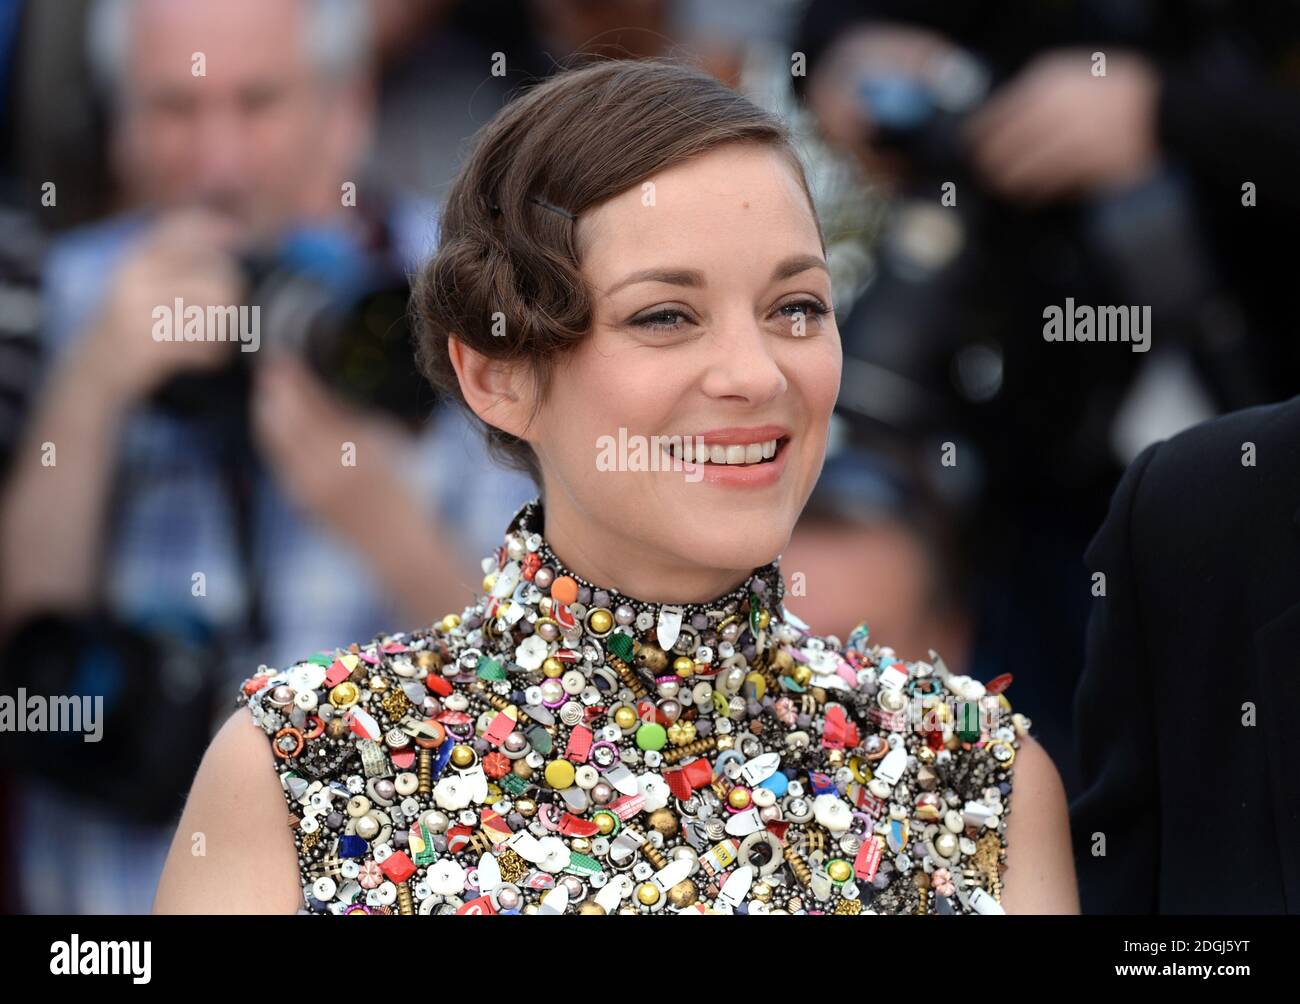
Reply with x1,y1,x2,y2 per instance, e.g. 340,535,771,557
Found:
488,196,577,221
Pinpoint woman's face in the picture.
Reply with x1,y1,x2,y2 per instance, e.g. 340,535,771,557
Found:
527,142,842,579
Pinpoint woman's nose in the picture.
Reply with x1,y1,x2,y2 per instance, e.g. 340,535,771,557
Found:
698,317,788,404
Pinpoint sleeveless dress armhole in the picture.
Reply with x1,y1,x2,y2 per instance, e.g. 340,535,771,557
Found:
836,625,1025,915
230,630,465,915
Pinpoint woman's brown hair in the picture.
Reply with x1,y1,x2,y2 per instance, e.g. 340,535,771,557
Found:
411,56,821,486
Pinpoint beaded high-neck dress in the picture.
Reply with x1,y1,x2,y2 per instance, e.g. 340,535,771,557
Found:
238,497,1029,915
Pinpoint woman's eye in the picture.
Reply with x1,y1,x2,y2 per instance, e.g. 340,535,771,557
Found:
775,298,831,330
629,299,831,334
631,309,691,331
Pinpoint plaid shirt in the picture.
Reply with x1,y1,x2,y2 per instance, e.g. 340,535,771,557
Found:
16,210,535,914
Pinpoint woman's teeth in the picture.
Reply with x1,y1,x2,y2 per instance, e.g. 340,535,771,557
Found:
669,438,780,464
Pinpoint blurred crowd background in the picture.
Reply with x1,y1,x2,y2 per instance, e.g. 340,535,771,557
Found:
0,0,1296,914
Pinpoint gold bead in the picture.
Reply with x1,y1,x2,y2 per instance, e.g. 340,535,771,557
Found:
327,717,350,739
515,797,537,817
667,721,696,745
570,837,592,854
827,858,852,883
450,744,475,768
672,656,695,678
586,608,613,635
751,881,773,902
756,609,770,630
613,705,638,730
482,574,496,593
648,808,677,837
792,665,813,688
414,650,440,670
636,645,668,674
641,843,667,870
577,901,605,915
329,682,359,708
593,810,619,835
512,759,533,779
636,882,661,906
667,879,697,908
727,787,751,810
441,613,461,631
772,650,794,673
541,657,563,677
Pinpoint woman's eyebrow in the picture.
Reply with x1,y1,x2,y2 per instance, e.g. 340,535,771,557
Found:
604,254,828,297
772,253,829,282
605,267,704,296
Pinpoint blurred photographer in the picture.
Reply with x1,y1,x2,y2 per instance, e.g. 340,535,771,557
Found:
0,0,533,914
793,0,1300,798
798,0,1300,455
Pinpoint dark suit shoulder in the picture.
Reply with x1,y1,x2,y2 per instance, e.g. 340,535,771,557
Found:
1104,394,1300,579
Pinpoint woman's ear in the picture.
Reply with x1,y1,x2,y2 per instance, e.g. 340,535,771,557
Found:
447,336,536,441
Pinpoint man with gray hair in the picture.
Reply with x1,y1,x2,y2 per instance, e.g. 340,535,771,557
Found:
0,0,534,914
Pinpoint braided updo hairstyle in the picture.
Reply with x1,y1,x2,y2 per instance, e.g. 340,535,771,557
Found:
411,57,821,487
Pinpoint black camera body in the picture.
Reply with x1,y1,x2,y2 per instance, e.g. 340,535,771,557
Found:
149,224,434,433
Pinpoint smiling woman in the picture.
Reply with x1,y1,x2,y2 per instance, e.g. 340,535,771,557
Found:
154,57,1077,916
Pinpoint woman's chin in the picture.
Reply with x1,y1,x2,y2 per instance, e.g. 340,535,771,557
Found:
653,497,795,573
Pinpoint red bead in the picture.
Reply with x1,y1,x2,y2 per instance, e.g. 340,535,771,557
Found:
380,850,416,884
483,752,511,779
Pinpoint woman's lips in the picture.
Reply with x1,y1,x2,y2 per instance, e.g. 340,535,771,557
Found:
661,436,792,488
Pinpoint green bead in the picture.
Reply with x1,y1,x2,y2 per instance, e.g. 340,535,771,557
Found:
526,725,553,755
476,656,505,680
636,722,667,751
413,821,438,866
607,633,634,663
309,652,333,667
565,852,603,878
957,700,981,742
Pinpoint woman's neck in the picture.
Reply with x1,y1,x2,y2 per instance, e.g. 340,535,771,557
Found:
536,492,757,605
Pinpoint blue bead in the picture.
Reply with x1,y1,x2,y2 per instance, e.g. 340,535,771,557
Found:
431,737,455,780
758,771,789,797
339,835,367,858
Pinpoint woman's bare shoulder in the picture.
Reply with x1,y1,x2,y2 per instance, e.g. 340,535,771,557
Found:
152,706,303,914
1000,732,1080,914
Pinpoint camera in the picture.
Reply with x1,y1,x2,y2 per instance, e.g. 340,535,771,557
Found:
148,221,435,433
836,47,1259,465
